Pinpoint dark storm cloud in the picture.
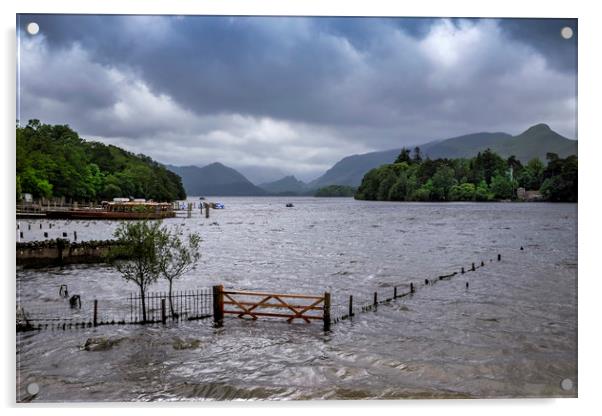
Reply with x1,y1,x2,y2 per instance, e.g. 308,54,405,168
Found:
17,15,577,179
499,18,577,72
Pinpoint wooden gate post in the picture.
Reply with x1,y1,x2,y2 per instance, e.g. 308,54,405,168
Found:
212,285,224,327
323,292,331,332
161,299,166,324
93,299,98,327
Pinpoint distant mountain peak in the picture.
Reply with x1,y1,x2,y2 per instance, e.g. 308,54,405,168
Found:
166,162,267,196
259,175,307,194
206,161,226,168
522,123,551,135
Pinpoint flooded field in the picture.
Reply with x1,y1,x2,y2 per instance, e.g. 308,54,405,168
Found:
16,198,578,401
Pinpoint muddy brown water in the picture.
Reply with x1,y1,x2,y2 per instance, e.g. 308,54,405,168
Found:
16,198,577,401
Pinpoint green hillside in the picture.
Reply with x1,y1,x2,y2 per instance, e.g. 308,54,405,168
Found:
422,124,576,161
489,124,577,161
308,124,577,190
16,120,186,202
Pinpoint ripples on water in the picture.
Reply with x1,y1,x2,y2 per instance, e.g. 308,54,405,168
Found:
16,198,577,401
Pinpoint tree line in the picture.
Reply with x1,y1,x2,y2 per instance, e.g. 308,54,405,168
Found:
314,185,357,197
16,120,186,202
355,147,577,202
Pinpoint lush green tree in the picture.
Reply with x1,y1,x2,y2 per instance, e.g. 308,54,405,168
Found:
490,174,515,200
157,227,201,317
412,180,433,201
540,155,577,201
394,148,412,164
449,182,476,201
474,181,492,201
517,158,545,190
111,221,167,323
355,168,382,200
377,171,398,201
472,149,507,184
388,172,409,201
431,166,457,201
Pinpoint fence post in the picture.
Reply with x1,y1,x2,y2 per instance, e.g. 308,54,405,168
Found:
323,292,331,332
93,299,98,327
212,285,223,327
497,253,501,261
394,286,397,298
161,299,166,324
471,262,475,271
410,282,415,293
373,291,378,307
348,295,353,318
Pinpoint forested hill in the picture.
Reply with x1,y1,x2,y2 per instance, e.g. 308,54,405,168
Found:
309,124,576,188
16,120,186,202
355,148,577,202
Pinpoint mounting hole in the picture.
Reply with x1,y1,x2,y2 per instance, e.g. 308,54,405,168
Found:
560,378,574,391
26,22,40,35
561,26,573,40
26,382,40,395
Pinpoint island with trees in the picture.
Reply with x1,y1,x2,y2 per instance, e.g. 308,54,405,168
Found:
354,147,577,202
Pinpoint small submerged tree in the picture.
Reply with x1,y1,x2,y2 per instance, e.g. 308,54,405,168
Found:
157,227,202,317
111,221,166,323
111,221,202,322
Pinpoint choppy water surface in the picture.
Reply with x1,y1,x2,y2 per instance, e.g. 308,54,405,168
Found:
16,198,577,401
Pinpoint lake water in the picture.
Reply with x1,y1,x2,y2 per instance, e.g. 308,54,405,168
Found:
16,198,578,401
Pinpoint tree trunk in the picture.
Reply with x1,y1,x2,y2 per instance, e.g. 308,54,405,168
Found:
168,279,176,317
140,287,147,323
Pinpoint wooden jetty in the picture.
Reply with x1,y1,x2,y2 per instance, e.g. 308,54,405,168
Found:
17,200,176,220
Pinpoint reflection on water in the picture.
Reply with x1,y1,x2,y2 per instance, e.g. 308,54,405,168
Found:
16,198,577,401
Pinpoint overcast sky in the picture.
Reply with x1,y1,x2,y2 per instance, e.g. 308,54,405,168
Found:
17,15,577,182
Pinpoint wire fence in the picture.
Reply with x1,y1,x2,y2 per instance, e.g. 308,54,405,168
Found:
17,252,505,332
17,288,213,331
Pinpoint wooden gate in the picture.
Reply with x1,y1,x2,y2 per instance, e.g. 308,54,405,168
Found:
212,285,331,331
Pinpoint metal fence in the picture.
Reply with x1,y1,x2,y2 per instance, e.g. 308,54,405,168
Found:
17,288,213,331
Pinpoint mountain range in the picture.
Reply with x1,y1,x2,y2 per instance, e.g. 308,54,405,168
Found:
167,124,577,196
166,163,267,196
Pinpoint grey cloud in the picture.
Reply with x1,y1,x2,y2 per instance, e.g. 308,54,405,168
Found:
17,15,577,179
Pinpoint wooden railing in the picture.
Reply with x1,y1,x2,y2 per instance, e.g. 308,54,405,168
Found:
212,285,331,331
